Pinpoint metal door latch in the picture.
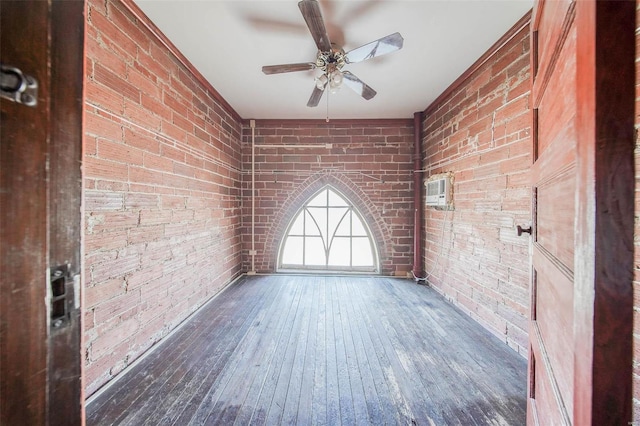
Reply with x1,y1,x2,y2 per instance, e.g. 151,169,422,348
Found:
50,264,71,328
1,64,38,107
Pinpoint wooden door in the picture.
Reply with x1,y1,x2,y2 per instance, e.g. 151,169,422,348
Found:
528,1,634,424
0,1,85,424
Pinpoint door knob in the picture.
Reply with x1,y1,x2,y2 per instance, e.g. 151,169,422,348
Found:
517,225,532,236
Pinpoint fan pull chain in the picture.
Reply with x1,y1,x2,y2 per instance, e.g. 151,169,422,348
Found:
326,90,330,123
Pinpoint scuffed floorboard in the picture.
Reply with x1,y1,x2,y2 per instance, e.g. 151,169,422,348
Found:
87,275,526,425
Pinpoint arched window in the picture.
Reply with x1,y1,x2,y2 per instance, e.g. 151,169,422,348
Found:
278,186,379,273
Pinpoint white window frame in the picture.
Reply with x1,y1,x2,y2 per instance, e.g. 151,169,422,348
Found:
277,186,379,274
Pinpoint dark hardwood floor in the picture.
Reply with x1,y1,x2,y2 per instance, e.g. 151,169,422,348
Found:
86,275,527,425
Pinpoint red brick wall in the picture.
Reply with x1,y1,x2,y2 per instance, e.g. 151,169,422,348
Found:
421,24,531,355
82,0,533,397
241,120,415,276
84,0,243,395
633,2,640,420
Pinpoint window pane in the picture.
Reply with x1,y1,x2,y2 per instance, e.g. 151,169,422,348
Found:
352,237,374,266
352,213,368,236
288,212,304,235
334,214,351,236
307,189,327,206
307,207,327,243
304,210,321,236
328,189,348,206
328,237,350,266
328,207,349,237
282,236,303,265
305,237,326,266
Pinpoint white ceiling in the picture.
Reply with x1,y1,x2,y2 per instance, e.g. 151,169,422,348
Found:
134,0,532,120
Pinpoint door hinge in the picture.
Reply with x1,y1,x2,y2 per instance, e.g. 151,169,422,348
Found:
1,64,38,107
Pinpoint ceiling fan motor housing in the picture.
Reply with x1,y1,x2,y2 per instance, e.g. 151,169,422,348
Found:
262,0,403,107
316,47,346,73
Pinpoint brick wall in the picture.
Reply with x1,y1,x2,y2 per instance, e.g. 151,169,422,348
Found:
241,120,415,276
633,2,640,420
84,0,243,395
82,0,532,397
421,24,531,355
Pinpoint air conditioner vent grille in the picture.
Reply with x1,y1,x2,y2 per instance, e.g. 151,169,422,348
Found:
424,173,452,207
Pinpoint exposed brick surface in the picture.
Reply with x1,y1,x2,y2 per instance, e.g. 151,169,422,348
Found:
633,2,640,421
84,0,242,395
421,25,532,356
83,0,537,399
241,120,415,276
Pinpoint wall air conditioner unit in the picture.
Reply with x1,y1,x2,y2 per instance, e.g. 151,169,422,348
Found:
425,174,452,207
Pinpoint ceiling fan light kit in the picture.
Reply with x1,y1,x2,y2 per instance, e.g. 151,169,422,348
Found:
261,0,404,109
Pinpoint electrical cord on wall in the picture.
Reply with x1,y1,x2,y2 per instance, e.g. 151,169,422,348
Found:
415,207,453,284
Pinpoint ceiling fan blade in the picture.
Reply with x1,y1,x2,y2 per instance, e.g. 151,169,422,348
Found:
298,0,332,52
345,32,404,64
342,71,376,100
318,0,336,22
262,63,316,75
245,15,307,34
339,0,382,27
307,85,325,107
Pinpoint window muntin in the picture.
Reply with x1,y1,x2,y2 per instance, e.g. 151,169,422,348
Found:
278,187,378,273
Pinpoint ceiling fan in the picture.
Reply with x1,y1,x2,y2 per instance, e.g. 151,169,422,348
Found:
261,0,404,108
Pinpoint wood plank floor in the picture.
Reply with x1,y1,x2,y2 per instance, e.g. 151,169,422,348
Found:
86,275,527,425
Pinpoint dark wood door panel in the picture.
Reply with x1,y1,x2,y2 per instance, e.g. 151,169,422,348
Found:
529,1,635,424
529,326,571,425
532,26,576,157
47,1,85,423
528,0,577,424
532,247,573,414
531,1,575,107
533,0,571,68
535,167,575,272
0,1,51,424
572,3,635,423
0,0,84,424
